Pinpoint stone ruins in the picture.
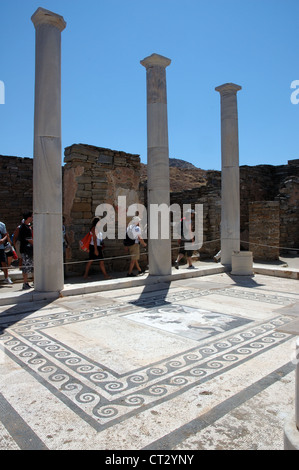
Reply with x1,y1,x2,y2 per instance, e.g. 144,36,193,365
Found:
0,6,298,281
1,150,298,274
1,6,299,450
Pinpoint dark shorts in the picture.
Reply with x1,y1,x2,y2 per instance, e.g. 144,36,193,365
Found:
89,244,104,260
179,241,193,257
179,248,193,257
0,249,6,264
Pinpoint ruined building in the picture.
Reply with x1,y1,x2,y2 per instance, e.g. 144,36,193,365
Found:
0,145,298,273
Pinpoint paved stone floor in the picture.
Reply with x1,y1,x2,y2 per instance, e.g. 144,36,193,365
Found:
0,268,298,450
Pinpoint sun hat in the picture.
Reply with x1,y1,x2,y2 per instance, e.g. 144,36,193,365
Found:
131,216,141,225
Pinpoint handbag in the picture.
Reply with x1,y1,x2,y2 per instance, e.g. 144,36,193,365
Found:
4,242,18,259
79,232,92,252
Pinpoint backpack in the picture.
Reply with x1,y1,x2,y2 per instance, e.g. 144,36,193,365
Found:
123,226,135,246
79,232,92,252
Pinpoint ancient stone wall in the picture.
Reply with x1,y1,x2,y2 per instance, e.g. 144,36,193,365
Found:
249,201,280,260
0,151,298,268
63,144,145,274
276,174,299,253
0,155,33,235
239,165,277,247
169,171,221,258
169,162,299,260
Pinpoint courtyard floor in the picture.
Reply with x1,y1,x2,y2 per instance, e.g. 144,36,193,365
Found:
0,258,298,451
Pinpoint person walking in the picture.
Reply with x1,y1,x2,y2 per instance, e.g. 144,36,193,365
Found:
62,216,70,276
12,219,24,269
126,216,147,277
18,211,34,290
174,209,196,270
0,219,13,284
83,217,111,280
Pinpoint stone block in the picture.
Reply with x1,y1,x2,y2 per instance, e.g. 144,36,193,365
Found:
72,202,91,212
231,251,253,275
97,154,114,165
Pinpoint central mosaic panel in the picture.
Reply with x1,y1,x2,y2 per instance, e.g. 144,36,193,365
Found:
126,304,250,341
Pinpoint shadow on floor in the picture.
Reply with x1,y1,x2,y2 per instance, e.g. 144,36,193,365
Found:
0,297,56,336
129,281,172,309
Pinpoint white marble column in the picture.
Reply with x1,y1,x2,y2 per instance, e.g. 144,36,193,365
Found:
296,338,299,431
284,337,299,449
31,8,66,292
215,83,242,266
140,53,172,275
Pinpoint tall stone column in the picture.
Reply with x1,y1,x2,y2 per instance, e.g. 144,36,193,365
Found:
296,338,299,431
31,8,66,292
140,53,172,275
284,337,299,449
215,83,242,266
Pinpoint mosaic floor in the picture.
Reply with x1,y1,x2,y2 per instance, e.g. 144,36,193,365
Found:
0,273,298,450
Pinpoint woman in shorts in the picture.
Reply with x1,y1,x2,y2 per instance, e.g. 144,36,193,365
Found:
83,218,110,280
127,216,147,277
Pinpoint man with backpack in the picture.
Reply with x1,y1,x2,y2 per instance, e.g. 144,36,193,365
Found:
125,216,147,277
18,211,34,290
174,209,196,270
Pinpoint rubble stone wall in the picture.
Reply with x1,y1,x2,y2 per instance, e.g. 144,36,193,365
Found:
0,149,298,268
275,175,299,253
0,155,33,235
249,201,280,260
63,144,145,273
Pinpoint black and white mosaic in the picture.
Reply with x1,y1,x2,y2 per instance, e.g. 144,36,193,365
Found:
0,287,293,431
126,304,250,341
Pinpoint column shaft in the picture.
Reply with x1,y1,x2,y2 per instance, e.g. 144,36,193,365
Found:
32,8,66,292
215,83,242,266
296,338,299,430
141,54,172,275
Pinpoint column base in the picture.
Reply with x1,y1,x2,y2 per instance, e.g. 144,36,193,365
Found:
284,414,299,450
231,251,253,276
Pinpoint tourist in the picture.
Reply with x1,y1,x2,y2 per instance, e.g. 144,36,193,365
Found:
0,219,13,284
126,216,147,277
19,211,34,290
83,217,111,280
174,209,196,270
62,217,70,254
62,216,70,275
12,219,24,269
3,238,16,270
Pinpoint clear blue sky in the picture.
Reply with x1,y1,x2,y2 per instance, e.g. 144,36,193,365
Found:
1,0,298,170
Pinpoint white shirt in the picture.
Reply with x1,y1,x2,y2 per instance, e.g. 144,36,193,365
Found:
127,224,141,243
0,222,7,249
90,230,103,246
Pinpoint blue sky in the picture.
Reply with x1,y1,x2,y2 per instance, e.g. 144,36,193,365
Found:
1,0,298,170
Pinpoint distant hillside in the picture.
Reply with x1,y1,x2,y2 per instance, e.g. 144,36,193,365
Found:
169,158,197,170
140,158,207,192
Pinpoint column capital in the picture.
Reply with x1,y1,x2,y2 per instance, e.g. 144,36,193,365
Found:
140,53,171,69
215,83,242,95
31,7,66,32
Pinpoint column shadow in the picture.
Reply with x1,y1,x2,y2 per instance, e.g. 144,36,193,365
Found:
227,273,265,288
0,297,56,336
129,281,172,309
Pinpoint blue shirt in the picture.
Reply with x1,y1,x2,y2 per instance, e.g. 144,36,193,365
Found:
0,221,7,249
